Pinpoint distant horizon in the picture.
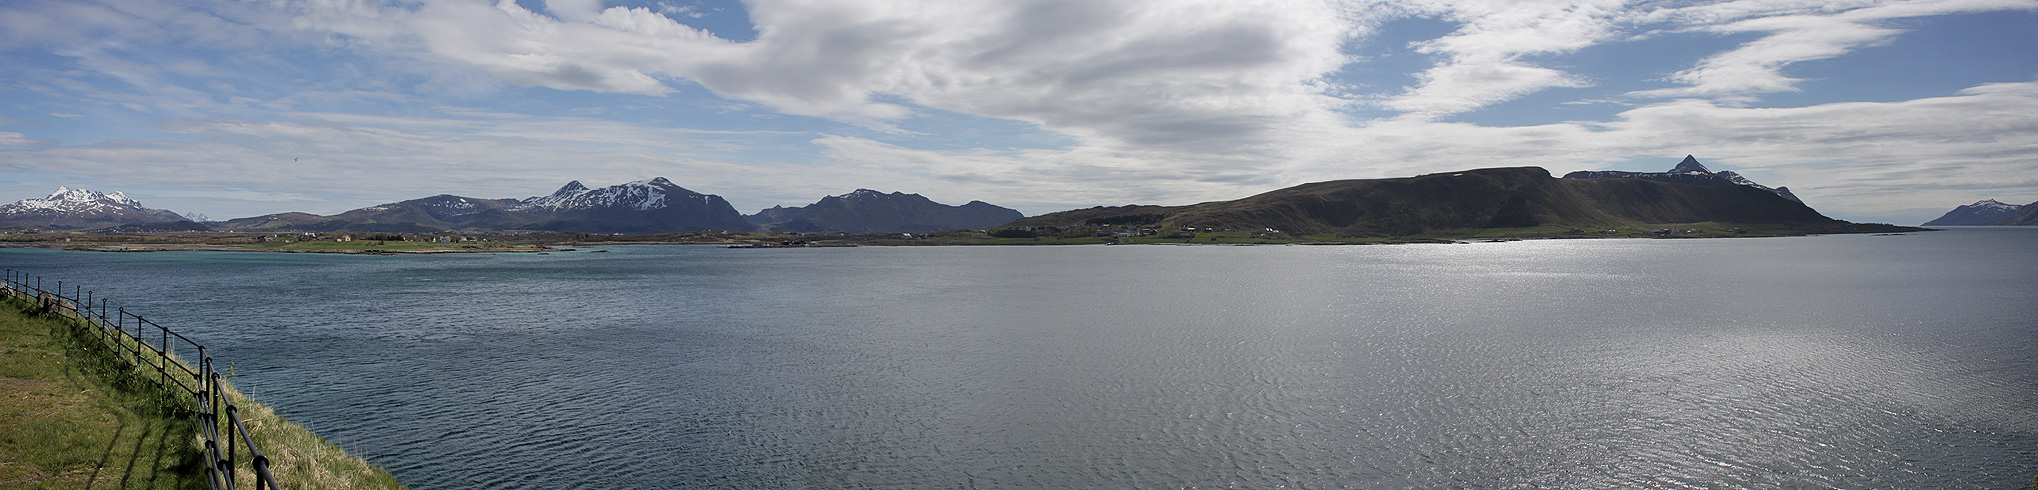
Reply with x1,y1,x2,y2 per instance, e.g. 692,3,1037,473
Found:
13,158,2009,226
4,0,2036,225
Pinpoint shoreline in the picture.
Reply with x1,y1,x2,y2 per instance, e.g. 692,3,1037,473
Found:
0,224,1936,254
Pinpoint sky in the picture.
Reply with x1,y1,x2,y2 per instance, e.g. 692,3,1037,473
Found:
2,0,2036,225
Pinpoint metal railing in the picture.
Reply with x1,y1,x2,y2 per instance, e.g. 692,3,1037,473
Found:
1,268,280,490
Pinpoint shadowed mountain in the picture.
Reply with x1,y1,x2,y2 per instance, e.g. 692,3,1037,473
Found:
747,189,1023,233
2008,203,2038,225
1006,166,1880,237
1564,155,1801,203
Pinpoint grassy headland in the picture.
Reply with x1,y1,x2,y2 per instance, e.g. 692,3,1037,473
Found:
0,294,407,489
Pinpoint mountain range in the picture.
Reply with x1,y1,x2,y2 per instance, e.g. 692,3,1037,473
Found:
1922,199,2038,226
0,187,190,230
1006,165,1864,236
4,157,1905,236
215,178,755,234
1,179,1025,234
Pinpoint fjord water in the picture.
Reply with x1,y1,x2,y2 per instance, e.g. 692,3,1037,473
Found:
7,228,2035,488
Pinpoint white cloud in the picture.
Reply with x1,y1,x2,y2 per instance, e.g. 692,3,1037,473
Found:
1380,0,1626,116
5,0,2037,226
1635,0,2038,99
298,0,1363,156
0,132,56,148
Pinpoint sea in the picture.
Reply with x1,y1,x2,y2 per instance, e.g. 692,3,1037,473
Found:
4,226,2035,489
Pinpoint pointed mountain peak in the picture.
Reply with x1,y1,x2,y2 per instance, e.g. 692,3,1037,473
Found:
554,180,590,195
1670,155,1710,174
637,177,675,186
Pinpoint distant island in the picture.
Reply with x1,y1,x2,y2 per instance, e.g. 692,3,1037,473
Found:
993,158,1911,242
0,157,1926,251
1921,199,2038,226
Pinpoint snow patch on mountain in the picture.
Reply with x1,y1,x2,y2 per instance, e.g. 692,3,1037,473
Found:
5,187,145,213
1966,199,2020,212
0,186,188,229
515,178,682,212
1921,199,2032,226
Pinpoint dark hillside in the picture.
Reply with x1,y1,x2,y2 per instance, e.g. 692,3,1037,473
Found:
1163,167,1628,235
1560,177,1835,225
1006,166,1854,237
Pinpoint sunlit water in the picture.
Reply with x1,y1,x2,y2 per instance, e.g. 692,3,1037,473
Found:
6,228,2035,489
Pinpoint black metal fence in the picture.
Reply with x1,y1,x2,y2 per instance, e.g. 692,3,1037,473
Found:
1,268,280,490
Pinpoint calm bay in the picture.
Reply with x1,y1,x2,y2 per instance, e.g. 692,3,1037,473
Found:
5,227,2035,488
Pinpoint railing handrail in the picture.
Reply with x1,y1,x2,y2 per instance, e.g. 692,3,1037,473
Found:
1,268,280,490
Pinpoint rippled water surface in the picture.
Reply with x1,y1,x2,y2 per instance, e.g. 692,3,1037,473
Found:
6,228,2036,488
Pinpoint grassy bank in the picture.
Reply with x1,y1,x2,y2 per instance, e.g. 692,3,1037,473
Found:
0,295,407,489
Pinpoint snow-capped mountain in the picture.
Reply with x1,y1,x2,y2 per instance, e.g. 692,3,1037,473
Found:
1921,199,2032,226
216,178,753,233
748,189,1024,233
503,178,753,232
1563,155,1802,203
516,178,708,212
0,187,191,229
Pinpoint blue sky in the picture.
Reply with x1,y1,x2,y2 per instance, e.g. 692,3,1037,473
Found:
3,0,2036,225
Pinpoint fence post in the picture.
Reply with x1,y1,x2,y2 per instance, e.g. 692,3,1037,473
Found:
159,325,169,390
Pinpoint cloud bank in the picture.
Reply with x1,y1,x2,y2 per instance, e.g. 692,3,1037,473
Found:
1,0,2035,224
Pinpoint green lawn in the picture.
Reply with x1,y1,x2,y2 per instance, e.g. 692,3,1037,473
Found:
0,296,409,489
0,299,205,489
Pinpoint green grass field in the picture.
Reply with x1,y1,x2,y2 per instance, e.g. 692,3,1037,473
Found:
0,299,205,489
0,296,408,489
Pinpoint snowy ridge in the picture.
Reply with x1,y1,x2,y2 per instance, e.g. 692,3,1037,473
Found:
0,186,189,229
3,187,146,213
515,178,687,212
1922,198,2030,226
1960,199,2020,212
413,195,486,217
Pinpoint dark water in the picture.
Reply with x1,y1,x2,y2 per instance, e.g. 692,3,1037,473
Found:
5,228,2035,489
